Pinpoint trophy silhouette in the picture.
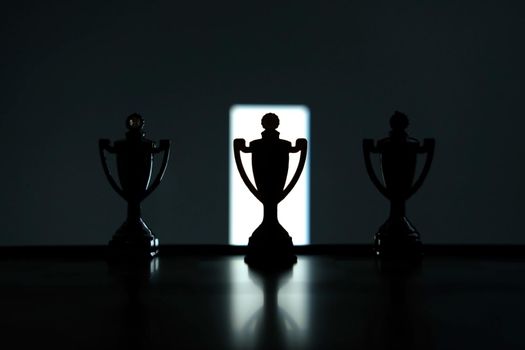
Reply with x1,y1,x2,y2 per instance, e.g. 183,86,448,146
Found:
363,111,434,258
99,113,170,258
234,113,307,268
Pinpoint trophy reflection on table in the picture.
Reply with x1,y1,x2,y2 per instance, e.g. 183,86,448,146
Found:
363,111,434,259
234,113,307,268
108,256,160,350
99,113,170,259
243,266,299,349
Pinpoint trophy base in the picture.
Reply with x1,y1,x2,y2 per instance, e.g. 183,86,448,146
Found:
108,219,159,259
245,221,297,269
374,216,422,260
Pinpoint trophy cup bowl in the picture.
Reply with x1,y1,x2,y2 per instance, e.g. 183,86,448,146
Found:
363,111,434,259
99,113,170,259
234,113,307,269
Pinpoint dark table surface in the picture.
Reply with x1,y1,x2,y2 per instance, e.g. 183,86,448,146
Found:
1,252,524,350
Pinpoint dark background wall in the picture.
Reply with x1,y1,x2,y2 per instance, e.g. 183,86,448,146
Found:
1,0,523,245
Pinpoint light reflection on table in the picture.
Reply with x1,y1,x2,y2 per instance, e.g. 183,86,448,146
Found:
229,257,311,349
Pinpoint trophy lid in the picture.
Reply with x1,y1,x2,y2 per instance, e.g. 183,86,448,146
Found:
125,113,146,139
389,111,409,138
390,111,408,130
262,113,279,130
261,113,280,138
126,113,145,130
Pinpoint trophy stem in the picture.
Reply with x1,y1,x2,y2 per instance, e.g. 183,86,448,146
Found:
375,198,421,259
127,201,142,226
245,201,297,268
263,202,279,226
389,199,406,219
108,200,159,259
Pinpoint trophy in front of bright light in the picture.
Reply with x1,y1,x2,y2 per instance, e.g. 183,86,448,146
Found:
234,113,307,267
99,113,170,258
363,111,435,258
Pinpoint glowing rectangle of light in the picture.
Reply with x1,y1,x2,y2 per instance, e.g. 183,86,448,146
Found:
229,104,310,245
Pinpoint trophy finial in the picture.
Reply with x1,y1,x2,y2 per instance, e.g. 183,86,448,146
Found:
261,113,280,130
390,111,409,132
126,113,145,130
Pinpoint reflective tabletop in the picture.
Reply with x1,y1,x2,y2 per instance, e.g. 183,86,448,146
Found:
0,255,524,349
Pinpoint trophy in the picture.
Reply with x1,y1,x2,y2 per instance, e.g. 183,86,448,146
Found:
363,111,434,258
99,113,170,258
234,113,307,268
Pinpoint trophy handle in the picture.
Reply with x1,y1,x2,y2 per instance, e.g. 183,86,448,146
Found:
99,139,127,201
281,138,308,201
143,139,171,200
407,138,435,198
233,138,263,202
363,139,390,199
